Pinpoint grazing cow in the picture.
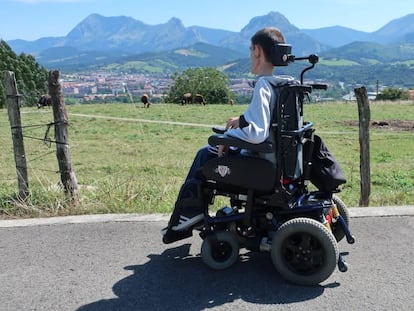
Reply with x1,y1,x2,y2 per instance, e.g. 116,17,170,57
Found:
37,94,51,108
141,94,151,108
181,93,192,105
194,94,206,105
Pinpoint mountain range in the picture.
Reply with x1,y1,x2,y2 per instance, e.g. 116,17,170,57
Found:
5,11,414,86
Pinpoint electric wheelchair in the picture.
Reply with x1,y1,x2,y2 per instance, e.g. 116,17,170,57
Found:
194,46,355,286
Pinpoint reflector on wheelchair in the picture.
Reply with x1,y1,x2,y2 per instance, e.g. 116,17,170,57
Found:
202,155,276,192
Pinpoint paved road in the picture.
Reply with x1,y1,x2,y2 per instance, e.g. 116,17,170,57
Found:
0,207,413,311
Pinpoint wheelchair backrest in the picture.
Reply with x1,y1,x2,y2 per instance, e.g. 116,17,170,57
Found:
267,80,313,184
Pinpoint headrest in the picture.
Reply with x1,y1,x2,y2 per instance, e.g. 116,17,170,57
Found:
271,44,292,66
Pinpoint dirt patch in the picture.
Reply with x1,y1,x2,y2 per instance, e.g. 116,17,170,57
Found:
344,120,414,132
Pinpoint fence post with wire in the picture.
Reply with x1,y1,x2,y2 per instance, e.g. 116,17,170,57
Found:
354,86,371,207
3,70,30,201
48,70,79,203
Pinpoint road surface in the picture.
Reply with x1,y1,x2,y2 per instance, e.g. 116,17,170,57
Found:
0,207,413,311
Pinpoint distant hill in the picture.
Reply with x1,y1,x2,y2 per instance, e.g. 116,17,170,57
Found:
301,26,369,48
104,42,246,73
36,42,246,72
36,46,125,71
6,11,326,58
9,11,414,56
7,37,64,55
16,11,326,71
5,11,414,88
372,13,414,44
321,41,414,64
220,12,325,55
9,13,237,56
62,14,238,54
302,13,414,48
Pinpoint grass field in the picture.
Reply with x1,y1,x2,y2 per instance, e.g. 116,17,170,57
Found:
0,101,413,218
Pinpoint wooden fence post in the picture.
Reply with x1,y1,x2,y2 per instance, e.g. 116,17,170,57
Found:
48,70,79,203
2,71,30,201
354,86,371,206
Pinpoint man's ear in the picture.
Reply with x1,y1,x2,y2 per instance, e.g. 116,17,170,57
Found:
253,45,261,58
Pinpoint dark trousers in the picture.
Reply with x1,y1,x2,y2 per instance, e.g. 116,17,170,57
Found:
167,146,216,227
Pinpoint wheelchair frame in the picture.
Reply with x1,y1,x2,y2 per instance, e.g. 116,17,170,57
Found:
196,51,355,286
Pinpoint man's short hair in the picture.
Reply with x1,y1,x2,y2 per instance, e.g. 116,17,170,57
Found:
251,27,286,63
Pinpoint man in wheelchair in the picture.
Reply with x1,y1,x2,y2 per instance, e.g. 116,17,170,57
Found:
162,27,297,243
162,27,355,285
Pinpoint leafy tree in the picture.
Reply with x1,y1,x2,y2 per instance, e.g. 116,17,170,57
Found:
376,87,409,100
0,40,48,108
167,67,234,104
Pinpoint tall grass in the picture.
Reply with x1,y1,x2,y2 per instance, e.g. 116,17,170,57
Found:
0,101,412,218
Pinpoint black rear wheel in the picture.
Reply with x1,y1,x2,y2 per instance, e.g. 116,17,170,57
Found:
271,217,339,285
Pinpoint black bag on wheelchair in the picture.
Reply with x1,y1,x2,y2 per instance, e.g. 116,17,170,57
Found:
310,134,346,191
271,81,346,192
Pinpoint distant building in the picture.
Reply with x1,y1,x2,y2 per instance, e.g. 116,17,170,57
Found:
342,91,377,101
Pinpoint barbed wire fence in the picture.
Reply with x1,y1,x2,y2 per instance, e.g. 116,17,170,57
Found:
2,70,79,204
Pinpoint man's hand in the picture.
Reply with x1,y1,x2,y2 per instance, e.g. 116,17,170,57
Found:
226,117,240,130
218,116,240,157
218,145,229,157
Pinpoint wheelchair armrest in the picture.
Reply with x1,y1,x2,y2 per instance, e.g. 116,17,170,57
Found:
281,121,314,136
212,126,226,134
208,134,273,153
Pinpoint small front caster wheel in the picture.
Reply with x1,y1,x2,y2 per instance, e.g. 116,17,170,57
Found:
201,231,239,270
338,254,349,272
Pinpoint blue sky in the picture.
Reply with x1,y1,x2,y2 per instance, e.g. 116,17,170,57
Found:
1,0,413,41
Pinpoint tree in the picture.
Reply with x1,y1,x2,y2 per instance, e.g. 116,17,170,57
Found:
167,67,234,104
376,87,409,100
0,40,48,108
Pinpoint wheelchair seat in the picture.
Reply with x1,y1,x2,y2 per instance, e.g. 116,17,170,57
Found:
203,133,278,193
202,155,276,193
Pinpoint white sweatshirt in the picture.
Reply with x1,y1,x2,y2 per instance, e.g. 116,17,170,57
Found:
224,75,295,162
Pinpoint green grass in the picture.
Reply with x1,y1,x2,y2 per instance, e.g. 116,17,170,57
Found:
320,58,360,66
0,101,413,218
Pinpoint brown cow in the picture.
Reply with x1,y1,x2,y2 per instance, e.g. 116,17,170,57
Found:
229,99,234,106
37,94,51,108
141,94,151,108
194,94,206,105
181,93,192,105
